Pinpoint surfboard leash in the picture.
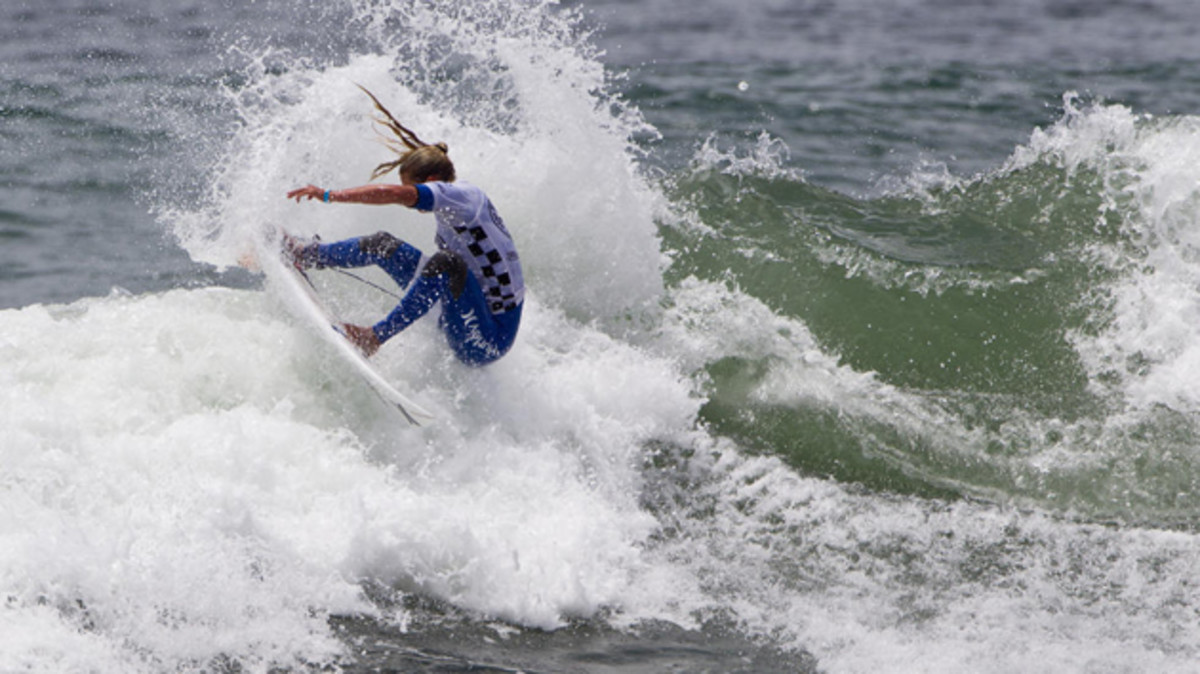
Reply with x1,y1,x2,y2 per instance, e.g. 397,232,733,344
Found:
329,268,405,301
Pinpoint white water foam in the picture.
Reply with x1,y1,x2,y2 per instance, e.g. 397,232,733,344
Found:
1020,98,1200,414
0,282,706,669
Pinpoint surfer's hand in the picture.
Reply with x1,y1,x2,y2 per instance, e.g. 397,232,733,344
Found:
287,185,324,202
343,323,381,357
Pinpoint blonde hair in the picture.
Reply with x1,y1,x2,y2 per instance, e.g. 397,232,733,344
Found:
359,85,456,183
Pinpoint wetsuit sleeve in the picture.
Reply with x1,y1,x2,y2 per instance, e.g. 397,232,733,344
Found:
414,184,435,211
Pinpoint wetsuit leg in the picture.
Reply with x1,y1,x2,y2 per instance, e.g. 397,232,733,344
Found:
313,232,423,288
371,251,522,366
438,276,522,366
372,250,468,343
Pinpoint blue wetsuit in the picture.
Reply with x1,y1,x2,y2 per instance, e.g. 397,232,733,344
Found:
307,181,523,366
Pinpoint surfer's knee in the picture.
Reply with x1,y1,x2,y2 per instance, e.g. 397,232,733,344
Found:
358,231,403,259
422,251,468,299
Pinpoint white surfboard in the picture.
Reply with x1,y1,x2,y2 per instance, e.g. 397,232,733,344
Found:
257,231,435,426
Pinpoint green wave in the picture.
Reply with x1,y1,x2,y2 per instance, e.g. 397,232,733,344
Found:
660,119,1200,527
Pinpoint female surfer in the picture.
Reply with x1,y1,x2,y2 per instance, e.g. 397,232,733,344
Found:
285,88,523,366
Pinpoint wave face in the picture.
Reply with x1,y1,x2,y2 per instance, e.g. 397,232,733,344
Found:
670,98,1200,526
6,0,1200,672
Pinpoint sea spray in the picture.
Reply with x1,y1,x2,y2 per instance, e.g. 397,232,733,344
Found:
170,0,667,328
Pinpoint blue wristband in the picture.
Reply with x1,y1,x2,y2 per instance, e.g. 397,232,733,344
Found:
323,189,331,203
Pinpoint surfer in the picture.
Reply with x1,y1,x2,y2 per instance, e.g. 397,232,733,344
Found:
284,88,523,366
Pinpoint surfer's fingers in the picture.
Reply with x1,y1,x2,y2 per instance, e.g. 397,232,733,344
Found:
286,184,321,201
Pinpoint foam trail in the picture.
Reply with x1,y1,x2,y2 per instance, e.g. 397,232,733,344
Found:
0,284,706,668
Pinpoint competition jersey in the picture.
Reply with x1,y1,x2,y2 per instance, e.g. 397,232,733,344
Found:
415,181,524,314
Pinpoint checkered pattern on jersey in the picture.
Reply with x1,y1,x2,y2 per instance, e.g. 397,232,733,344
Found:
454,223,519,312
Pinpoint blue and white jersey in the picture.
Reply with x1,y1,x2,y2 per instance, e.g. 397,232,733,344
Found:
415,181,524,314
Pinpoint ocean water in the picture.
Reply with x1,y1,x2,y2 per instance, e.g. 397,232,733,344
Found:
6,0,1200,672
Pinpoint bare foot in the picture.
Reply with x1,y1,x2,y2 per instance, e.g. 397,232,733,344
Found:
342,323,381,357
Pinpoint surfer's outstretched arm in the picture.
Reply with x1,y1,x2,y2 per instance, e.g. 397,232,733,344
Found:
287,183,419,206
